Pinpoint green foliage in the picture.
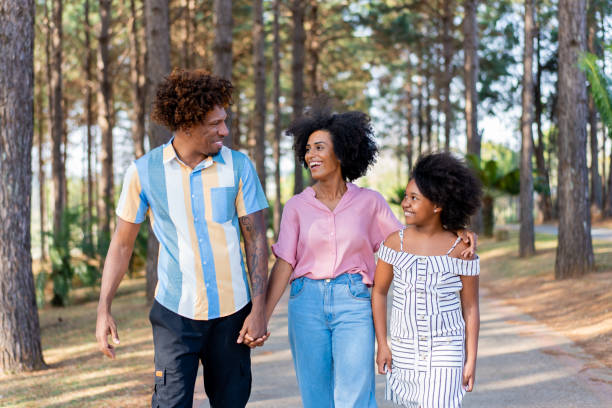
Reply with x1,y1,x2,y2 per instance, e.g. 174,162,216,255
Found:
580,50,612,135
465,154,520,197
47,209,79,307
35,270,47,308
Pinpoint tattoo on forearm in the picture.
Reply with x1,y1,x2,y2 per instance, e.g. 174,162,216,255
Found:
240,212,268,297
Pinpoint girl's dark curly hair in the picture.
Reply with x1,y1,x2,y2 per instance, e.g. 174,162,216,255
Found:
287,108,378,182
411,152,482,231
151,68,233,131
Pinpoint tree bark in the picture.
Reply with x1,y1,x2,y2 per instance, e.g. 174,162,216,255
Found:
520,0,536,257
36,78,46,261
49,0,65,236
84,0,95,251
273,0,282,238
533,17,554,221
145,0,171,303
253,0,267,194
587,1,602,213
405,67,414,175
0,0,45,373
128,0,146,159
306,1,320,98
213,0,234,148
291,0,305,194
97,0,114,248
442,0,454,151
464,0,480,157
555,0,593,279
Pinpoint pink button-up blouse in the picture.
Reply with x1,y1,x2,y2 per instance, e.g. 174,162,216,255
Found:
271,183,402,285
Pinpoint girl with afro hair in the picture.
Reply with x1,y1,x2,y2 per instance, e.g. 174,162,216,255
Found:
373,152,482,408
261,107,477,407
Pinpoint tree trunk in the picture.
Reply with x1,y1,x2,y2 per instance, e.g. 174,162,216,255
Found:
0,0,45,373
252,0,267,193
36,79,46,261
482,195,495,237
145,0,172,303
273,0,282,238
405,67,414,175
291,0,305,194
464,0,480,157
425,70,432,153
533,18,554,221
306,1,320,98
587,2,602,213
555,0,593,279
97,0,114,250
416,72,424,157
519,0,536,257
84,0,95,252
129,0,146,159
213,0,234,148
49,0,65,236
442,0,454,151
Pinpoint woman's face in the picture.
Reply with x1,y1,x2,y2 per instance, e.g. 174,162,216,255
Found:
401,179,440,225
304,130,342,181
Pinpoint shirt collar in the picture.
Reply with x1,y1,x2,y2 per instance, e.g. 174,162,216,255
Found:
162,136,227,166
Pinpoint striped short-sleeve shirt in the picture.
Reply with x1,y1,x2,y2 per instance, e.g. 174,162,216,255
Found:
116,140,268,320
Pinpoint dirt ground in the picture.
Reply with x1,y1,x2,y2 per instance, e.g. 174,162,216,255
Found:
479,234,612,370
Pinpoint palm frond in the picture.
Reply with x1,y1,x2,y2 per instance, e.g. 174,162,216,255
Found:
580,52,612,135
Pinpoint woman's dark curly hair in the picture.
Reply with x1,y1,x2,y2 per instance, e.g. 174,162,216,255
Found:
411,152,482,231
151,68,233,131
287,108,378,182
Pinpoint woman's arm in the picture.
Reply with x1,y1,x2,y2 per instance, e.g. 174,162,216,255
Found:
265,258,294,321
460,275,480,391
372,259,394,374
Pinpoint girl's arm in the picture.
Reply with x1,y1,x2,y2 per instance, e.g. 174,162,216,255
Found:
265,257,293,321
460,275,480,392
372,258,394,374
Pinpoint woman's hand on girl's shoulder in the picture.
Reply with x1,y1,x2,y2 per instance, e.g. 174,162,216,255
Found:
456,229,478,259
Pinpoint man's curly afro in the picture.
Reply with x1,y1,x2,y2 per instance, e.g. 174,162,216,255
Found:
151,68,233,131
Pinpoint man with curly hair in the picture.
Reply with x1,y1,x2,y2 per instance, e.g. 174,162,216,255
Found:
95,69,269,408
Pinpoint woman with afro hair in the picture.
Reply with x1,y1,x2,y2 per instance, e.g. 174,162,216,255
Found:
373,152,482,408
261,108,476,407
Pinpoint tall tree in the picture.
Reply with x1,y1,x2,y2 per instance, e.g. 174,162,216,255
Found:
84,0,95,250
97,0,114,248
49,0,65,236
555,0,593,279
145,0,171,302
213,0,234,148
128,0,146,159
252,0,266,193
441,0,455,151
464,0,482,233
0,0,45,373
306,1,320,98
291,0,305,194
533,13,554,221
272,0,282,237
587,0,602,213
464,0,480,157
520,0,536,257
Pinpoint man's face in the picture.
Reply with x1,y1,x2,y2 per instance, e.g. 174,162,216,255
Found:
188,105,229,157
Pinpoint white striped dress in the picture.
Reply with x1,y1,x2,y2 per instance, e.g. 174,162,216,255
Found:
377,229,480,408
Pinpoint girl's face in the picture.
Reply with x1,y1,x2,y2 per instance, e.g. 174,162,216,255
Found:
304,130,342,181
401,179,441,225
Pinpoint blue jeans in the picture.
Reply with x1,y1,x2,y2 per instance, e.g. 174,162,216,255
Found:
288,273,377,408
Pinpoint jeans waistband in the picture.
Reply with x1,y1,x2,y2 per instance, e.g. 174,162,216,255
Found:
295,273,364,285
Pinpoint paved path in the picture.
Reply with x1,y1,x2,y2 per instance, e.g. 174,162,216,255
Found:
505,224,612,241
194,287,612,407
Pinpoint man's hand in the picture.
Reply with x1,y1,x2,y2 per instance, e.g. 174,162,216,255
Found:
237,308,269,348
457,229,478,259
96,310,120,359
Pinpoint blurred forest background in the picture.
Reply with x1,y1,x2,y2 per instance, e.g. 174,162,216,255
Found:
1,0,611,377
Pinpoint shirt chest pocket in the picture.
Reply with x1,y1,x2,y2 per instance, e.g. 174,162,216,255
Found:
210,186,237,224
